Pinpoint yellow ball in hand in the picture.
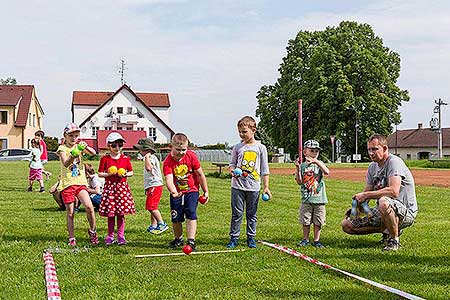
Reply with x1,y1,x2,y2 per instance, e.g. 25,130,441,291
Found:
117,168,127,176
108,166,118,174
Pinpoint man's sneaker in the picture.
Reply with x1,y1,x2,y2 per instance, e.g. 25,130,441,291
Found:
155,222,169,234
117,236,127,246
381,229,403,244
169,238,184,249
88,229,99,245
39,187,45,193
68,237,77,247
296,239,309,247
146,225,157,234
104,235,115,246
383,238,400,251
226,237,239,248
380,233,389,244
187,239,196,251
313,241,325,248
247,236,257,248
27,186,32,192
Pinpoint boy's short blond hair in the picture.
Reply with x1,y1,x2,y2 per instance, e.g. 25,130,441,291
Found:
172,133,189,146
237,116,257,130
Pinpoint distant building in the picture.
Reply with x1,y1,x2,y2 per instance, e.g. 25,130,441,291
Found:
0,85,44,149
72,84,175,152
387,123,450,160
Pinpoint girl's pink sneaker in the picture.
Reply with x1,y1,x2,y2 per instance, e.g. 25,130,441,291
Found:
68,237,77,247
104,236,115,246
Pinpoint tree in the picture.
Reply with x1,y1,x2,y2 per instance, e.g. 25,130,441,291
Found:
256,21,408,159
0,77,17,85
44,136,59,152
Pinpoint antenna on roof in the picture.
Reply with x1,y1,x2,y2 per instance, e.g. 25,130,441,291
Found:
119,59,127,85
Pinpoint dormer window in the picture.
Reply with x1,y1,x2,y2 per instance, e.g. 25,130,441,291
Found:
117,107,123,114
127,107,133,114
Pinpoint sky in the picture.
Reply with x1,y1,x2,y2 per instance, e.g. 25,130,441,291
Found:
2,0,450,145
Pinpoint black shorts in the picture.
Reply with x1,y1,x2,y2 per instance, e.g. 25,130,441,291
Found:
170,191,199,223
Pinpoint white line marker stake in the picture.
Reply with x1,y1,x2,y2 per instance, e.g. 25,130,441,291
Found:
43,251,62,300
135,249,244,258
258,240,425,300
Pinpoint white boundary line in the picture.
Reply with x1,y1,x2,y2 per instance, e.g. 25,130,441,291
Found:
135,249,245,258
259,240,425,300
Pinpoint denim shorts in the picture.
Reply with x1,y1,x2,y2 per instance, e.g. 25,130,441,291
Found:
170,191,199,223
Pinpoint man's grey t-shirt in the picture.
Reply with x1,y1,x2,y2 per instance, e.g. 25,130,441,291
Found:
366,154,418,218
230,142,270,192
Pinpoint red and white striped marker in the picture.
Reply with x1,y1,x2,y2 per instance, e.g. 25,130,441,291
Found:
43,251,62,300
259,240,425,300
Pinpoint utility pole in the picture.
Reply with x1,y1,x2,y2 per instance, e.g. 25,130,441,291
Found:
430,98,448,158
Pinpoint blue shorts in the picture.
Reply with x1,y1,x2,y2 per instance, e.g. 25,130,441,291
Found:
170,192,199,223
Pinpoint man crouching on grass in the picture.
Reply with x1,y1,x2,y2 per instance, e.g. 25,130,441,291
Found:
341,134,418,251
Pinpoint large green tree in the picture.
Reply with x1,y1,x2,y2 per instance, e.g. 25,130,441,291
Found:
256,21,408,159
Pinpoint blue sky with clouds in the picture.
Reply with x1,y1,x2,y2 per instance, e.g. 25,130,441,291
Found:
2,0,450,145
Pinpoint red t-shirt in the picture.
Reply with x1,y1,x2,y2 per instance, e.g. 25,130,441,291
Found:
98,154,133,183
163,150,201,193
39,139,48,161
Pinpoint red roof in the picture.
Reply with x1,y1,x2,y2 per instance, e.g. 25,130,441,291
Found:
0,85,35,127
96,130,147,150
72,91,170,107
388,127,450,148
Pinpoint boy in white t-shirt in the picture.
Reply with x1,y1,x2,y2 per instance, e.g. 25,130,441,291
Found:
134,138,169,234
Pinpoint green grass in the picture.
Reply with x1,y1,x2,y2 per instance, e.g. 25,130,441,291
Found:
0,161,449,299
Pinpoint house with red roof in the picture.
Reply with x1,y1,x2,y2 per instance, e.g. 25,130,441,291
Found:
387,123,450,160
72,84,175,152
0,85,44,149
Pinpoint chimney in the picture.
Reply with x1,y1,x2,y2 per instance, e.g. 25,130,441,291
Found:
418,123,423,129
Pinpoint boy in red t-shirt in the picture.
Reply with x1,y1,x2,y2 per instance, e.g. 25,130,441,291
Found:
163,133,209,250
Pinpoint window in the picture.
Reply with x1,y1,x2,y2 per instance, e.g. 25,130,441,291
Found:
92,126,99,136
126,126,133,131
406,154,411,160
117,107,123,114
117,127,123,130
0,111,7,124
149,127,156,141
137,127,144,131
0,138,7,150
127,107,133,114
29,113,32,126
104,127,112,131
33,114,36,127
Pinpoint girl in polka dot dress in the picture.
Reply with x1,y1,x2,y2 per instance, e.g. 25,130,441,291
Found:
98,132,136,245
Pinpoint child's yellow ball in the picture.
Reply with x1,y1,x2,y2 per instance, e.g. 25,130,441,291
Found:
117,168,127,176
108,166,118,174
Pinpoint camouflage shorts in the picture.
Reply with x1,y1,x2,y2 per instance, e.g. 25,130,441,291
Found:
345,198,415,229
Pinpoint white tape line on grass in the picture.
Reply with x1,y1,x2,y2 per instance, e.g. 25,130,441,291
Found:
258,240,425,300
135,249,244,258
43,251,61,300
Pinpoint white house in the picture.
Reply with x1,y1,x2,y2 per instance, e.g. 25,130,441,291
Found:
72,84,174,151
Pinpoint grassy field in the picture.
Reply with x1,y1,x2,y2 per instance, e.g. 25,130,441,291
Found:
0,161,449,299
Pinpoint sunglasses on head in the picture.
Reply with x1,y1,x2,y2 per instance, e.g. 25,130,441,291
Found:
110,142,123,148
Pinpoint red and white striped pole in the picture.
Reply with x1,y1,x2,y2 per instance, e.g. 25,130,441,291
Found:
259,241,424,300
43,251,62,300
298,99,303,163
